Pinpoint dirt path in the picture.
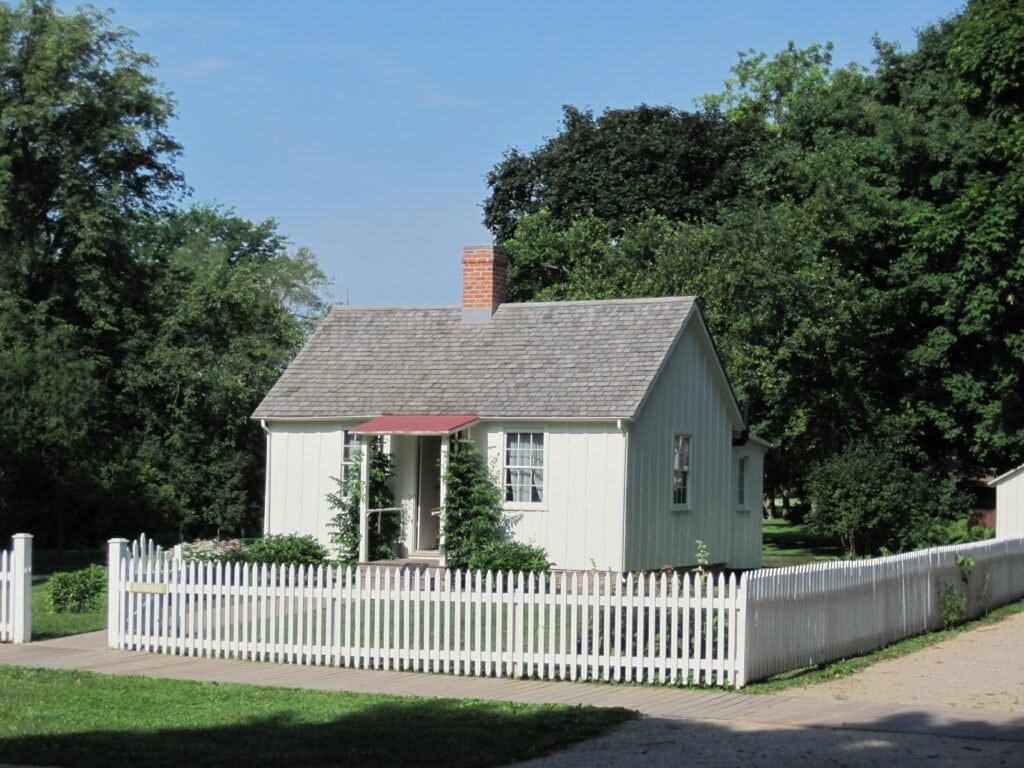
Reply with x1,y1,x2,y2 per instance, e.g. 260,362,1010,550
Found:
789,611,1024,711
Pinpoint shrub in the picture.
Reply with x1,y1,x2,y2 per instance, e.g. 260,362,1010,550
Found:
182,538,250,563
806,433,969,557
246,534,328,566
943,518,995,544
327,440,402,565
466,541,551,573
49,565,107,613
442,439,504,569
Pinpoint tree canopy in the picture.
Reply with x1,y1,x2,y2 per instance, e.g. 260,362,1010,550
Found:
484,0,1023,548
0,2,327,547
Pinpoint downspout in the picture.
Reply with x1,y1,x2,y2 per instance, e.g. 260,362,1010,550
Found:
260,420,271,535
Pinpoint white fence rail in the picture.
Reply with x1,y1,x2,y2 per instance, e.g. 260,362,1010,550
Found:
740,537,1024,684
108,538,744,687
0,534,32,644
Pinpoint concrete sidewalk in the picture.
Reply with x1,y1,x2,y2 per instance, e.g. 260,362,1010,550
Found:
2,631,1022,746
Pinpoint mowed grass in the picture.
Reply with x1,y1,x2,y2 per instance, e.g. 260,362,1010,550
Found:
761,518,842,568
744,598,1024,694
0,666,636,768
30,548,107,640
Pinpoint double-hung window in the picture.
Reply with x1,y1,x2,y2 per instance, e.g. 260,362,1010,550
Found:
341,430,358,483
672,434,690,507
505,432,544,503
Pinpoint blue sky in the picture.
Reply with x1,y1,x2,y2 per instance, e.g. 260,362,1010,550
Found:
81,1,963,306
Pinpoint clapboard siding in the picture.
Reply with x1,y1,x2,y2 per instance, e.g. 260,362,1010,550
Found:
266,421,356,545
624,318,763,570
482,422,626,571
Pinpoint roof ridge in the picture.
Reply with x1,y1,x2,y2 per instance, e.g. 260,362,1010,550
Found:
327,296,695,313
500,296,693,309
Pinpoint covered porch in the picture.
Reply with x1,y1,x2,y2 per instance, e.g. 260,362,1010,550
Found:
349,414,478,566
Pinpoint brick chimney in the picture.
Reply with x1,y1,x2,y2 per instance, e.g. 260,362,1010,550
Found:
461,245,507,323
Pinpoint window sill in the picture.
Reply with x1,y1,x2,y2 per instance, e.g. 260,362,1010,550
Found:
737,506,751,513
670,506,692,514
502,503,546,513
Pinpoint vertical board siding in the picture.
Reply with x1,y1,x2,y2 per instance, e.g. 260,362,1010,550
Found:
266,421,356,546
112,536,743,686
995,470,1024,539
740,537,1024,685
484,423,626,571
626,322,763,571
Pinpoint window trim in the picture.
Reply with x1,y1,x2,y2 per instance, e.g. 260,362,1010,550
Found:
502,429,547,510
671,433,692,511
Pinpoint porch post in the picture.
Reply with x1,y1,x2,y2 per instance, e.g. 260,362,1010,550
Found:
438,437,449,568
358,435,371,563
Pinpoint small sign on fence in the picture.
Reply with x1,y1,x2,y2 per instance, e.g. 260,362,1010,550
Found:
128,582,167,595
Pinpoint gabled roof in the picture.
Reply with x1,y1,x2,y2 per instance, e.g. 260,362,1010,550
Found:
253,296,698,421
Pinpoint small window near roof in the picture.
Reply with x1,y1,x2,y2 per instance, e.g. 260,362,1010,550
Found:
672,435,690,506
505,432,544,503
738,456,747,508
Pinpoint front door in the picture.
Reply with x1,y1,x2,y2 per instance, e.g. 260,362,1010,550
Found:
416,436,441,552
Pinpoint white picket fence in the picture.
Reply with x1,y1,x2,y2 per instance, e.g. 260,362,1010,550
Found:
0,534,32,644
108,535,1024,687
742,536,1024,682
108,538,744,687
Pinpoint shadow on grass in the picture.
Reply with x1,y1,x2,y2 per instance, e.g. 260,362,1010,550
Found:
0,689,634,768
3,704,1022,768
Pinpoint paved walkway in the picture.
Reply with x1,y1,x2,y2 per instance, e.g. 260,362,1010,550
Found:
1,630,1021,749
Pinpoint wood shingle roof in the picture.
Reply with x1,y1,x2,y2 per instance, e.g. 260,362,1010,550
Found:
252,296,696,421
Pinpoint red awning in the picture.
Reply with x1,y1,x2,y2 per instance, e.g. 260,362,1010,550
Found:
348,414,479,435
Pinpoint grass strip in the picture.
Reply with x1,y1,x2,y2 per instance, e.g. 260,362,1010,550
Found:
30,576,106,641
0,665,636,768
744,598,1024,694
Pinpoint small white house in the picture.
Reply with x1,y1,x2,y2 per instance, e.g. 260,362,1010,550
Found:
252,245,765,570
991,463,1024,539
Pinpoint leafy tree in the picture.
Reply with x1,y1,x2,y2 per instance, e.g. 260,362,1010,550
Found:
0,0,182,352
483,104,765,243
120,206,327,538
487,0,1024,521
0,0,182,546
441,440,503,569
806,427,969,556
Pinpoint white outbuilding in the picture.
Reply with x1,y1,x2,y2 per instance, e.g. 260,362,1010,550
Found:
252,245,765,571
991,463,1024,539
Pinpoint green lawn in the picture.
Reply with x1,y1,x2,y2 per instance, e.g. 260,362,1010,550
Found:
761,518,842,567
0,666,636,768
30,548,107,641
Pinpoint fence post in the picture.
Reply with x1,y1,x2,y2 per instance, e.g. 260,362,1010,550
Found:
734,571,748,689
107,538,128,649
11,534,32,643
